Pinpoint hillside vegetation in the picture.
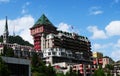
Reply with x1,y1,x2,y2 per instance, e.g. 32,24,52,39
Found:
0,35,33,46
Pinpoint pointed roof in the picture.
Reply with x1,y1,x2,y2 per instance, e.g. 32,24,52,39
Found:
32,14,55,28
4,16,9,34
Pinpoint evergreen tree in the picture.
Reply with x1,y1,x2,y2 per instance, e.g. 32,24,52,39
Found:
0,56,10,76
57,72,65,76
0,35,33,46
31,52,57,76
65,67,77,76
3,45,14,57
45,64,56,76
93,68,105,76
105,64,114,70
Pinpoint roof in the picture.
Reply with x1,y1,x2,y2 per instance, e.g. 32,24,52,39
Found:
32,14,55,28
4,16,9,34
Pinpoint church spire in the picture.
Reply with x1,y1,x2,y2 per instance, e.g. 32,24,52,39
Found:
3,16,9,43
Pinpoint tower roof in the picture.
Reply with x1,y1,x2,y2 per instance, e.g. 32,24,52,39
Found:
32,14,55,28
4,16,9,34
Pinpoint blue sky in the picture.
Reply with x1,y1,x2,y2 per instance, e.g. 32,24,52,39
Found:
0,0,120,61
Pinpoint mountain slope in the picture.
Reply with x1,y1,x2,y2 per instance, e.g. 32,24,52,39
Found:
0,35,33,46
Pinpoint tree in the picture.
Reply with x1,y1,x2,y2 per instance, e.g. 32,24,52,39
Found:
31,52,57,76
45,64,56,76
56,72,65,76
0,35,33,46
93,68,105,76
65,67,77,76
0,56,10,76
105,64,114,70
104,64,113,76
3,45,14,57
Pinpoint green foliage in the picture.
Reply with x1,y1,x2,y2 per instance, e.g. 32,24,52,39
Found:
65,67,77,76
0,35,33,46
0,36,3,42
31,53,57,76
31,53,39,68
32,72,45,76
106,71,112,76
0,56,10,76
93,68,105,76
45,65,56,76
3,45,14,57
57,73,65,76
105,64,114,70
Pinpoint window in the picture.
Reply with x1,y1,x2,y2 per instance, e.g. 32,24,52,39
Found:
48,52,51,55
52,52,56,55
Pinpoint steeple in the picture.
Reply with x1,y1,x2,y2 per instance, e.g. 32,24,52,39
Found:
3,16,9,43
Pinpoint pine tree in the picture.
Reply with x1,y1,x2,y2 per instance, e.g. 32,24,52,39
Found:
0,56,10,76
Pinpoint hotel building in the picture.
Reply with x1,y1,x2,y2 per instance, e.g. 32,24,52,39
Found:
30,14,92,75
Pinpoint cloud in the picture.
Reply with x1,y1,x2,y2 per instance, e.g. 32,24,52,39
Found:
57,22,80,34
91,10,103,15
92,43,102,51
87,21,120,61
111,50,120,61
87,26,107,39
89,6,103,15
57,22,72,32
105,21,120,36
92,43,113,52
0,0,10,3
111,39,120,61
114,39,120,48
21,9,26,14
0,15,34,44
88,21,120,39
21,2,30,14
92,41,120,61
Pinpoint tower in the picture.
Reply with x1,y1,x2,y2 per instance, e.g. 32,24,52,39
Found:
3,16,9,44
30,14,57,51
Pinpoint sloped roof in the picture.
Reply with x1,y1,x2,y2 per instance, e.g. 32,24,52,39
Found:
32,14,55,28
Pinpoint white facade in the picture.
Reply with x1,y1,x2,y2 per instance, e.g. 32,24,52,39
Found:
42,48,73,58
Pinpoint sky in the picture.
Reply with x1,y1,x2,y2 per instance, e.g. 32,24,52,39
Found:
0,0,120,61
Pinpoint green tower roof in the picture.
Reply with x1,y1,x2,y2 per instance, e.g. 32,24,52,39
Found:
32,14,54,28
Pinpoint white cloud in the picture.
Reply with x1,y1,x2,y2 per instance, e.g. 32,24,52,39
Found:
21,9,27,14
0,20,6,35
88,21,120,39
115,39,120,48
92,43,113,52
92,43,101,51
89,6,103,15
0,0,10,3
111,50,120,61
0,15,34,44
57,22,71,32
21,2,30,14
111,39,120,61
87,26,107,39
105,21,120,36
57,22,80,34
91,10,103,15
